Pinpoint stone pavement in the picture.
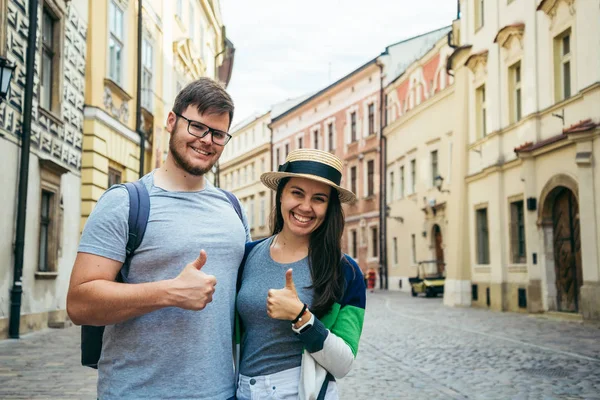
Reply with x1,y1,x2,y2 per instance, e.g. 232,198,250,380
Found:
0,291,599,399
339,291,600,400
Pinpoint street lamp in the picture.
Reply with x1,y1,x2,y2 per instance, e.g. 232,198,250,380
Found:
0,56,16,103
434,175,450,193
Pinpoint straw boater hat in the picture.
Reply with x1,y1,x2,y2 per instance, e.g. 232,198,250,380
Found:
261,148,357,204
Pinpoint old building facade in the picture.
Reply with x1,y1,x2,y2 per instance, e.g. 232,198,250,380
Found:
445,0,600,319
81,0,233,229
219,111,272,240
384,31,455,292
269,61,383,275
0,0,89,338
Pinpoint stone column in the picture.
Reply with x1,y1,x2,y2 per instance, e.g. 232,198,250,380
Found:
443,49,472,307
572,134,600,320
520,153,544,313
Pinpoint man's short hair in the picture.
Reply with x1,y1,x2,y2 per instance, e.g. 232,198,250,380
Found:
173,78,235,127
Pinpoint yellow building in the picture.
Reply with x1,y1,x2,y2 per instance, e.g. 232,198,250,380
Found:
220,111,272,240
444,0,600,320
82,0,233,229
384,33,455,292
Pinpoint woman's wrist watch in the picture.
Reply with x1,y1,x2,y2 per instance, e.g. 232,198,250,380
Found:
292,312,314,334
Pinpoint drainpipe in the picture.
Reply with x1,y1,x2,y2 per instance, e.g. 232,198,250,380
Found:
9,0,39,339
136,0,144,178
376,59,388,290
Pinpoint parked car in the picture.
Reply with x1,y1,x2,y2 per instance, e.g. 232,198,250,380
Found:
409,260,445,297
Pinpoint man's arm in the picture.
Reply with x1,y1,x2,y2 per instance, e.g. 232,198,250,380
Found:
67,250,216,326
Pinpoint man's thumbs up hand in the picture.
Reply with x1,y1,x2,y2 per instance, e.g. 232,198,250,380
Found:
190,250,207,270
170,250,217,311
267,268,304,321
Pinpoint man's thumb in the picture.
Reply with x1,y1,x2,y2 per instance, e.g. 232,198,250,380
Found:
191,250,207,270
285,268,296,291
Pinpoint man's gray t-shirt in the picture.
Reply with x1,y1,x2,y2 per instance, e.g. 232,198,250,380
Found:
78,171,250,400
236,237,314,376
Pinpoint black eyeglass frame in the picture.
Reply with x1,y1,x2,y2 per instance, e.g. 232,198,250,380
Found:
174,112,232,146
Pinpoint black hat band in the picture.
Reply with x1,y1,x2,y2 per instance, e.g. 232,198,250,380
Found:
278,160,342,186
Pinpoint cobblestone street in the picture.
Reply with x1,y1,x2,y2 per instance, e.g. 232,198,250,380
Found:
1,291,600,399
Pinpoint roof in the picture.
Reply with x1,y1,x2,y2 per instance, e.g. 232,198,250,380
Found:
382,25,452,85
230,110,270,135
514,119,599,154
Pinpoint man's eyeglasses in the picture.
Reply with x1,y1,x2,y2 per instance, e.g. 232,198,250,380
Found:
174,113,232,146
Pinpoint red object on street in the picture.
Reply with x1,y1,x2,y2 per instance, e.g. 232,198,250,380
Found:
367,269,376,292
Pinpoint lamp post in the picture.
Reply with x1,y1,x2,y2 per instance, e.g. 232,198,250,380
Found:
434,175,450,193
0,56,16,102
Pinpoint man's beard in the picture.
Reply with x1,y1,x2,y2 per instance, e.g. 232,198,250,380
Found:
169,131,214,176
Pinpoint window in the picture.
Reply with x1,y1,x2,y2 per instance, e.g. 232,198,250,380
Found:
411,234,416,264
298,136,303,149
250,163,255,181
476,85,487,138
410,159,416,194
431,150,438,187
350,112,357,142
351,230,358,258
350,166,357,195
108,1,124,85
393,237,398,265
510,200,526,264
368,103,375,135
399,166,405,198
510,62,522,123
475,0,484,30
371,226,378,258
275,148,280,166
476,207,490,264
284,143,289,158
261,158,265,174
384,94,388,127
313,130,319,149
40,8,56,111
389,171,394,203
555,29,572,101
108,167,122,187
38,162,65,274
38,190,54,272
328,123,334,151
141,38,153,109
367,160,375,197
260,197,266,227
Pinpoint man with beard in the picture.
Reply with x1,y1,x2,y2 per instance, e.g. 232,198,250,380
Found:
67,78,250,400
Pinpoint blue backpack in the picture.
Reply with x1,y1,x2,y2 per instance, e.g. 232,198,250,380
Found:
81,180,243,368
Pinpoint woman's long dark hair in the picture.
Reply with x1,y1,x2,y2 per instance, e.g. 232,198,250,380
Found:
270,178,346,318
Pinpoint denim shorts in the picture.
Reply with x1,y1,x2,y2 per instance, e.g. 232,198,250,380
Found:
236,366,338,399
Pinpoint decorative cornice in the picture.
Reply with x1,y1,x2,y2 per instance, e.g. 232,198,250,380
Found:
465,50,489,72
494,23,525,49
173,39,205,80
537,0,576,17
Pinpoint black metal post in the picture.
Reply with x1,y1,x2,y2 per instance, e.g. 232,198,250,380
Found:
9,0,39,339
136,0,144,178
377,61,388,290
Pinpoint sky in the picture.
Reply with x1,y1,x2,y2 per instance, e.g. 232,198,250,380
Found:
220,0,458,126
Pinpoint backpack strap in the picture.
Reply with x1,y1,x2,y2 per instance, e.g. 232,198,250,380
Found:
120,181,151,282
218,188,243,222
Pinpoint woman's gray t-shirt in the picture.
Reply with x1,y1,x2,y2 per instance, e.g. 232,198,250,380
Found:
237,237,314,376
78,171,249,400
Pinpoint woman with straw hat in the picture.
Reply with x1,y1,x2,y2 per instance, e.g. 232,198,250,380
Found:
235,149,366,400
